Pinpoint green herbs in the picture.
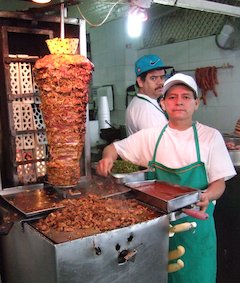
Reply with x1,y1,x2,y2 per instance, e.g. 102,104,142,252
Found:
111,160,140,174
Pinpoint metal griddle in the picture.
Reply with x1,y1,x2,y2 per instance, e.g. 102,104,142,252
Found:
32,191,163,244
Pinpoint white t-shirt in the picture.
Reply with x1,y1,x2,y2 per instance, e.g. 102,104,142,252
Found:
125,93,168,136
114,122,236,184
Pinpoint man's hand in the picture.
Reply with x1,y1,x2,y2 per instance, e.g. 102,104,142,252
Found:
196,178,225,212
96,144,118,177
196,192,209,213
96,158,114,177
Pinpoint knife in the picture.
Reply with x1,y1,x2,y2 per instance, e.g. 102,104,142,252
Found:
100,189,131,199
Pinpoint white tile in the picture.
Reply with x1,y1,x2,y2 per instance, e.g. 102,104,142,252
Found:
89,18,240,131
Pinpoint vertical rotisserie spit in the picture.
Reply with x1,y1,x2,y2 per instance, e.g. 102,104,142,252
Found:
34,54,94,186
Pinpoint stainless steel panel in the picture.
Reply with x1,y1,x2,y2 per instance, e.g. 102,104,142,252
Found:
0,223,58,283
0,215,169,283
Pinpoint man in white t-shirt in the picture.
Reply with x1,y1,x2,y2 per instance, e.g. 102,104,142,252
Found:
97,73,236,283
125,54,173,135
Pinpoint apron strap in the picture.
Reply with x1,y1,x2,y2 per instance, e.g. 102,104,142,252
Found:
136,95,167,116
193,122,201,162
152,124,168,161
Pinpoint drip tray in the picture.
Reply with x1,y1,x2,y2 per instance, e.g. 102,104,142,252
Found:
0,185,65,217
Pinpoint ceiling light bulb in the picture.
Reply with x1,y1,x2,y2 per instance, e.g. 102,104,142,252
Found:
32,0,51,3
127,13,143,38
127,6,148,38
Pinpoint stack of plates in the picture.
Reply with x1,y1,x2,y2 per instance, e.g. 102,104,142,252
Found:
98,96,111,130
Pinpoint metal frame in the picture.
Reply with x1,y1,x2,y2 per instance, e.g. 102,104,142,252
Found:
79,19,92,181
0,13,91,188
153,0,240,17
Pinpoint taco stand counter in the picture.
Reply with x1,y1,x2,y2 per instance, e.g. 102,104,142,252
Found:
0,167,239,283
0,175,202,283
0,210,168,283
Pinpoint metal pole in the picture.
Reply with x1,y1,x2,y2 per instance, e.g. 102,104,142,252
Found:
79,19,87,56
60,2,65,39
79,19,91,179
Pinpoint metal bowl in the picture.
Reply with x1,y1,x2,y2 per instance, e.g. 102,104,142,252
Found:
228,150,240,166
223,134,240,166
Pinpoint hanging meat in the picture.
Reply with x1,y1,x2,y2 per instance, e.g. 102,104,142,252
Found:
195,66,218,105
33,54,94,186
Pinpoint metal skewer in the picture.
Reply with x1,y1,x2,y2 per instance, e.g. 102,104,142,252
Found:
60,2,65,39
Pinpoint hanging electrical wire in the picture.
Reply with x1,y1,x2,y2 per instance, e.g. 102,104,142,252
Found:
77,0,124,27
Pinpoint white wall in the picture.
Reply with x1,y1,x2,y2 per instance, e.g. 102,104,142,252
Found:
90,18,141,125
89,18,240,133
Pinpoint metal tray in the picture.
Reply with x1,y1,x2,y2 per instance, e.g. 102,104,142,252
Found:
110,167,149,184
0,186,65,217
91,162,148,184
125,180,200,213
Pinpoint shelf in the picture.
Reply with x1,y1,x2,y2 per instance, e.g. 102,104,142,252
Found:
11,129,46,136
4,56,39,64
15,158,48,166
7,92,40,100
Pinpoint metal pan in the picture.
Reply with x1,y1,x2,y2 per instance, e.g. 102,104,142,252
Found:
91,162,148,184
110,170,148,184
0,186,65,217
125,180,200,213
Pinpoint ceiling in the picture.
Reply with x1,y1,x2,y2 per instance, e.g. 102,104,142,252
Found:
1,1,240,18
0,0,157,25
1,0,240,28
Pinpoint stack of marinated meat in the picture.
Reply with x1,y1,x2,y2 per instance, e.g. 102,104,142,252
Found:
34,54,94,186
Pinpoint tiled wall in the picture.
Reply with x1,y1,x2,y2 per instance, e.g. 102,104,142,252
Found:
90,18,240,133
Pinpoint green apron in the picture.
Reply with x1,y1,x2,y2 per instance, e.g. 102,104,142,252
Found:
148,123,216,283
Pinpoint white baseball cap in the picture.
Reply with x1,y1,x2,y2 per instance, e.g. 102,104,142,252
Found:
162,73,198,98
